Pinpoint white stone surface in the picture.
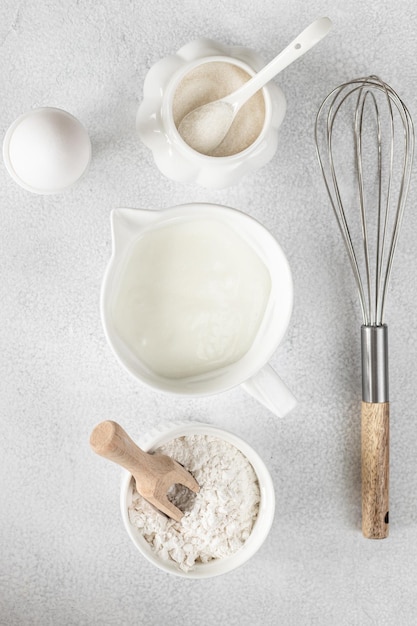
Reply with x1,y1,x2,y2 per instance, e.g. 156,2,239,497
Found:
1,1,417,624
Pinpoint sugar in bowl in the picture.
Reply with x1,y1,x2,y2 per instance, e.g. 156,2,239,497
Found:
136,38,286,188
137,20,332,188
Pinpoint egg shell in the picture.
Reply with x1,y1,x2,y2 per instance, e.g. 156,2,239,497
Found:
2,107,92,194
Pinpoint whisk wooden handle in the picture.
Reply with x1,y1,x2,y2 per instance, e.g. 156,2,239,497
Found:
361,402,389,539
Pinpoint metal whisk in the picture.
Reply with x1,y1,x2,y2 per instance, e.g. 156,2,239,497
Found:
314,76,414,539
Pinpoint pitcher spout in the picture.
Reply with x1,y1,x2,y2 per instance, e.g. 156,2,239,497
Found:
110,208,160,254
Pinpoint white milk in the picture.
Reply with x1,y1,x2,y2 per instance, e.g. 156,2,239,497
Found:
112,219,271,379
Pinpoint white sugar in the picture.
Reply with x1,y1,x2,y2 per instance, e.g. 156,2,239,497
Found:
128,434,260,572
172,61,265,157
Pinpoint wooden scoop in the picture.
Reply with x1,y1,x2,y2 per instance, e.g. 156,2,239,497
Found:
90,420,199,522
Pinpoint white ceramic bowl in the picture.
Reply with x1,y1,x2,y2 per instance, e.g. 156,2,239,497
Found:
136,38,286,188
120,421,275,578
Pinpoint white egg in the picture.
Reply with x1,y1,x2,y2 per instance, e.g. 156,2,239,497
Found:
2,107,92,194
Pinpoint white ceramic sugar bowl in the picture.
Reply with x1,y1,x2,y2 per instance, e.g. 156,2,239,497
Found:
136,39,286,188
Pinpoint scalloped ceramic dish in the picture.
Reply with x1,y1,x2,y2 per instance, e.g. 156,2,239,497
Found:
120,421,276,578
136,38,286,188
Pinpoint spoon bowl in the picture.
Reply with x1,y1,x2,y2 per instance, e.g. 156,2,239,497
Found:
178,17,332,153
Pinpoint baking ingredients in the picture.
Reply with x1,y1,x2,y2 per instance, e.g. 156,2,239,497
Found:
172,61,265,157
128,434,261,572
112,218,271,379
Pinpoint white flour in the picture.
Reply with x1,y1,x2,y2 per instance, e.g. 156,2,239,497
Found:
128,434,260,572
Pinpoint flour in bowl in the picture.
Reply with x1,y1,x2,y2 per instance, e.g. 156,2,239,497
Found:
128,434,261,572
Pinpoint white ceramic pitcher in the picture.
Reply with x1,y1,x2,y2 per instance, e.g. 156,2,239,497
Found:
100,203,296,417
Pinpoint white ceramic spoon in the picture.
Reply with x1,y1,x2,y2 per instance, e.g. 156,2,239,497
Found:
178,17,332,154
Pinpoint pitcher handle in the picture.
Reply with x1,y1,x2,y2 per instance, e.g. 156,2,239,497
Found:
241,364,296,417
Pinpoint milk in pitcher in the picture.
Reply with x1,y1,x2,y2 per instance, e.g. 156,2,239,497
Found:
112,219,271,379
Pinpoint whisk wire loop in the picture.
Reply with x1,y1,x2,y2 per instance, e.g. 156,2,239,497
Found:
380,89,414,323
315,76,414,327
355,88,376,325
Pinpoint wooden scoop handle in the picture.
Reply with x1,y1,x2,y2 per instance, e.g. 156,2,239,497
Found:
90,420,150,477
361,402,389,539
90,421,199,522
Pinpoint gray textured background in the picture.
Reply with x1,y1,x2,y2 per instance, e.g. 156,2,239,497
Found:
1,1,417,625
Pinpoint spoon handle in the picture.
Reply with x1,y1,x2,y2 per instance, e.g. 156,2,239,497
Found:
226,17,332,110
90,420,150,476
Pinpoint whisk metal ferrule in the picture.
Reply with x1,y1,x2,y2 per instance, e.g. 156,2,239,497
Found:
361,324,389,403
